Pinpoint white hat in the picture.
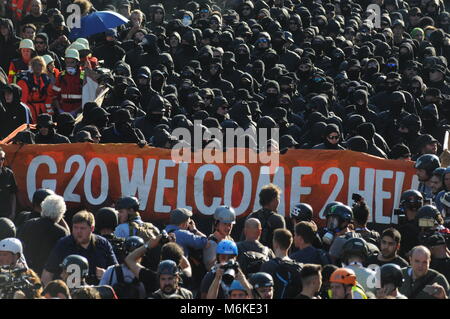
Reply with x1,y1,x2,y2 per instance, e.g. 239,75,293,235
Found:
42,54,54,65
0,238,23,254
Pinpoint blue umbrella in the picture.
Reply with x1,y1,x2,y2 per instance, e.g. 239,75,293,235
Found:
69,11,129,40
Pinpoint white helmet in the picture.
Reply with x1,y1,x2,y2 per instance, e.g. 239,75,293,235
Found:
214,205,236,224
0,238,23,255
65,48,80,61
42,54,54,65
75,38,90,50
19,39,35,50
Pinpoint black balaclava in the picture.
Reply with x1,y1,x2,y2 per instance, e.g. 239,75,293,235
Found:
421,104,439,131
236,44,251,68
251,60,265,84
410,76,425,98
263,80,280,105
352,89,369,113
346,135,368,153
309,95,329,117
389,91,406,117
399,114,422,140
356,122,376,144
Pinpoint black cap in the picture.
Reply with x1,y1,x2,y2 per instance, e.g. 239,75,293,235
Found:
37,113,55,128
424,233,446,247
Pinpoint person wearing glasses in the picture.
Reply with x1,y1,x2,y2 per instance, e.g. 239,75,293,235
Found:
0,147,17,221
33,33,61,69
312,124,346,150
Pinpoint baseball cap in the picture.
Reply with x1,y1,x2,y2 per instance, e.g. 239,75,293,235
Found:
0,238,23,254
170,208,193,225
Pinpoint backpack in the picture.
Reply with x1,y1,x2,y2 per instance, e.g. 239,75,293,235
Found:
109,265,141,299
238,250,270,275
128,221,160,242
316,248,332,266
272,258,303,299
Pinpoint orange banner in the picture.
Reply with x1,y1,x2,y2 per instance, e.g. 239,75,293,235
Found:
2,144,418,226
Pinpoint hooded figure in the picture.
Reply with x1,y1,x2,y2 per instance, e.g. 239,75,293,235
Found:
345,135,368,153
398,114,423,154
202,59,234,101
312,123,346,150
356,123,387,158
398,42,415,72
222,51,245,89
260,80,280,116
101,109,146,144
34,113,71,144
299,120,327,149
140,34,162,71
229,100,257,136
0,84,31,139
0,19,21,73
135,94,169,142
173,30,198,73
351,89,380,130
236,44,251,71
135,66,158,111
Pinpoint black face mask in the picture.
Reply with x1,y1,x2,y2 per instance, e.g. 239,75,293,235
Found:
265,92,278,103
347,69,360,81
148,113,164,122
152,78,164,91
365,67,378,76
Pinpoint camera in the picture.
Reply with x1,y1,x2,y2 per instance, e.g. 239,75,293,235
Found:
160,230,171,245
393,208,407,225
220,260,240,286
0,267,40,299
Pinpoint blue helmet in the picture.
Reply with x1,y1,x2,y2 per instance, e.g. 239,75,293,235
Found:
229,280,246,292
216,240,238,255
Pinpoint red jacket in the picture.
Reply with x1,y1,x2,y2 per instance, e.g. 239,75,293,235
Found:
47,68,85,114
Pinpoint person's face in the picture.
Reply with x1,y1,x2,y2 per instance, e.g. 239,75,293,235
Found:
72,222,93,245
327,132,340,145
298,64,311,73
200,9,210,19
410,12,422,25
39,127,49,135
210,64,219,76
242,6,251,16
430,175,443,193
0,25,9,37
444,173,450,190
410,252,430,278
31,61,44,75
169,36,179,47
229,290,249,299
31,0,42,15
92,134,101,144
423,142,438,155
289,20,299,31
404,67,417,79
380,236,399,258
217,254,235,264
429,69,443,82
217,104,229,116
256,286,273,299
416,168,429,182
257,38,269,49
21,48,33,60
119,7,130,18
154,9,164,22
393,25,404,36
4,91,13,103
160,274,177,293
65,58,77,68
131,13,142,27
118,208,132,223
23,27,35,40
47,61,55,73
210,19,220,30
217,222,233,236
330,283,347,299
413,32,424,42
0,251,17,266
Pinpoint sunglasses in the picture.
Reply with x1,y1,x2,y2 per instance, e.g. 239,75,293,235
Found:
200,9,209,13
258,38,269,43
327,135,339,140
35,41,45,44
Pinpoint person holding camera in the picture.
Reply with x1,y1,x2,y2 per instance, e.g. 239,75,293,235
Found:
203,240,252,299
164,208,208,257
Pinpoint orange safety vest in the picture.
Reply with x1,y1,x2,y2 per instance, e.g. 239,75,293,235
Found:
17,72,52,123
10,0,32,21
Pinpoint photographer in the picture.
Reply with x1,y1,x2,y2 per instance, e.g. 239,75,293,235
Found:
125,232,190,295
425,234,450,283
352,198,380,245
203,240,252,299
396,189,424,258
150,260,193,299
164,208,208,257
0,238,27,269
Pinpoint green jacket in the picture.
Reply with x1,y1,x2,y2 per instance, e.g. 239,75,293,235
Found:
399,268,449,299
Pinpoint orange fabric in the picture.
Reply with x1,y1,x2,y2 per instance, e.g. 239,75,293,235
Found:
10,0,32,21
17,74,52,123
48,69,83,113
0,124,36,144
0,146,417,226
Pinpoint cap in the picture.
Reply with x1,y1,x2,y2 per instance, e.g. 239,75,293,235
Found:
19,39,35,50
105,28,117,38
424,233,446,247
42,54,54,65
0,238,23,254
170,208,193,225
37,113,55,128
65,48,80,61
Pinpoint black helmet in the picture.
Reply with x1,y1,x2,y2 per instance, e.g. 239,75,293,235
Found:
0,217,16,240
291,203,313,221
440,192,450,208
32,188,55,207
249,272,274,288
400,189,423,210
414,154,440,176
327,204,353,222
95,207,119,231
124,236,144,254
157,260,179,276
416,205,441,227
60,254,89,279
116,196,140,211
323,201,343,218
341,237,370,261
380,263,404,288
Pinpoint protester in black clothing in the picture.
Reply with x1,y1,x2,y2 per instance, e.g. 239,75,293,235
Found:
35,113,71,144
0,147,17,220
0,19,21,74
313,124,346,150
0,84,30,139
94,207,126,264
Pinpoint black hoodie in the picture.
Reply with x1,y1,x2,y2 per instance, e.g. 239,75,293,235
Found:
0,84,30,139
0,19,20,73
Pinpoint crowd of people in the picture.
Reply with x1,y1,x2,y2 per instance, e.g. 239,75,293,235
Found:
0,0,449,301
